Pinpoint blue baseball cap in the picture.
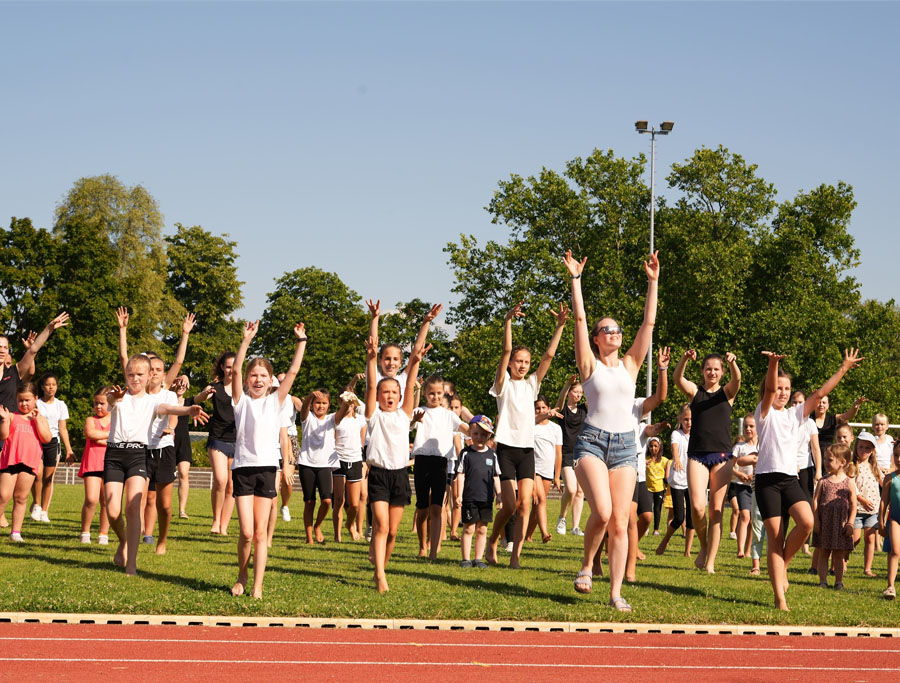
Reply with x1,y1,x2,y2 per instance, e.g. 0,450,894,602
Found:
469,415,494,433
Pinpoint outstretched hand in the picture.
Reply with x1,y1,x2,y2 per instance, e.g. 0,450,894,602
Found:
563,250,587,277
761,351,786,361
293,323,307,341
109,386,126,402
366,299,381,318
0,405,9,422
48,312,70,331
725,351,737,365
842,348,864,370
550,302,570,327
189,405,211,426
21,330,37,349
116,307,130,328
241,320,259,342
644,251,660,281
505,300,525,322
424,303,443,322
683,348,697,362
658,346,670,368
410,343,432,364
182,313,196,335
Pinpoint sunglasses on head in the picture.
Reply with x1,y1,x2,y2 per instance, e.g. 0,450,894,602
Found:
598,325,623,335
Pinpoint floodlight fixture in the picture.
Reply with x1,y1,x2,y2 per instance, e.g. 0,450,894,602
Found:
635,120,648,132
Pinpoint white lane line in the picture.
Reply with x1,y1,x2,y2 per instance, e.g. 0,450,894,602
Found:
1,658,900,671
0,636,896,654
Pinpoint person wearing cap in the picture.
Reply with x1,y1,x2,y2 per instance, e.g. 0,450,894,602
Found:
456,415,501,568
852,430,883,577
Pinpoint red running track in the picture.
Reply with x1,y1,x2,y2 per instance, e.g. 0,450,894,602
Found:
1,623,899,682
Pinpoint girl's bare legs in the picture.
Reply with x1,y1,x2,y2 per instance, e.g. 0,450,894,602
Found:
177,460,190,517
370,501,404,593
571,482,585,531
526,477,551,542
140,477,151,534
266,493,277,548
461,522,475,561
314,498,331,543
558,466,576,528
344,479,362,540
833,549,848,585
687,458,711,568
765,500,813,610
209,449,234,534
704,459,735,573
737,509,751,558
486,479,517,565
3,471,37,533
155,483,174,554
626,501,639,581
449,478,462,540
574,458,612,582
356,465,369,538
233,495,253,596
863,527,878,575
105,478,144,575
508,477,534,568
474,522,488,560
817,547,833,585
887,520,900,592
40,464,57,515
656,506,677,554
104,481,126,565
332,475,345,542
81,477,102,534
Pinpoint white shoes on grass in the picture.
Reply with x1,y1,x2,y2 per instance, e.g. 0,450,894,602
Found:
281,506,291,522
556,517,567,535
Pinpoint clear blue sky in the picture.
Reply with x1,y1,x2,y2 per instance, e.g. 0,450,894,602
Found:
2,1,897,323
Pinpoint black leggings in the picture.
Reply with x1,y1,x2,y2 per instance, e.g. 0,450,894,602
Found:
669,488,694,530
652,490,665,531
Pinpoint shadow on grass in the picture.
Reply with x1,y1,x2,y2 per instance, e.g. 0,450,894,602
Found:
390,565,580,604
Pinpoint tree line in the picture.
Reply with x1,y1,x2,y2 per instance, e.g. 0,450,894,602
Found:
2,146,898,445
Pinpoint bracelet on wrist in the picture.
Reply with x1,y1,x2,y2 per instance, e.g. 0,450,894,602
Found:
570,274,581,280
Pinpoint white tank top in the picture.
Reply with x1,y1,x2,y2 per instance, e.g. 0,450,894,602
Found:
583,359,636,434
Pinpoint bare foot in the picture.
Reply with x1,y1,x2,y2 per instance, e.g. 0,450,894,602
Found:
485,540,499,565
374,573,389,593
625,574,636,582
334,533,342,543
542,533,552,544
113,542,126,567
155,541,167,555
694,550,707,569
450,535,460,542
210,526,220,534
737,553,745,559
524,535,533,543
231,581,245,596
636,550,646,561
509,557,521,569
125,567,137,577
0,515,9,529
683,551,692,558
655,542,667,555
348,528,361,541
706,567,715,575
418,548,428,557
252,587,262,599
315,527,325,543
775,596,789,611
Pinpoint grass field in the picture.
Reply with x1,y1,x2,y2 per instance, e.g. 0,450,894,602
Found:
1,484,896,626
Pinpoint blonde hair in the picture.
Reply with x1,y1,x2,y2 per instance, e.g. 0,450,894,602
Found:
854,438,882,485
827,444,855,478
125,354,151,372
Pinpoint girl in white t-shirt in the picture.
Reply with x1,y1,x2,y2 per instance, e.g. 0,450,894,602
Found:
485,300,568,569
332,373,367,541
229,320,307,599
872,413,894,474
527,395,563,544
447,394,467,541
755,348,862,611
656,404,693,557
364,332,429,594
32,372,74,523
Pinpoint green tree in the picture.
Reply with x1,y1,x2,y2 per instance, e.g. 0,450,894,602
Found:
0,217,60,338
165,223,244,384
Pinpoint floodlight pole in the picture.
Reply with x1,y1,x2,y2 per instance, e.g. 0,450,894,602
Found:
635,121,674,412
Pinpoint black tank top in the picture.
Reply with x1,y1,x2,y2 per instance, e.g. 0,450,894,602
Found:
687,386,733,454
207,382,236,442
561,404,587,455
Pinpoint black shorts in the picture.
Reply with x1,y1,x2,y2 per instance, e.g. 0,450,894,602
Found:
798,466,815,502
561,450,574,469
299,465,333,502
367,466,411,507
232,466,278,498
82,470,104,479
103,446,148,484
461,501,493,524
41,438,61,468
333,460,363,482
414,454,447,509
175,441,193,465
755,472,808,520
0,462,36,476
732,482,753,511
496,443,535,482
147,446,177,487
632,480,652,514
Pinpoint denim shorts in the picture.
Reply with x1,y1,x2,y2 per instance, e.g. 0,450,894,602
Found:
572,424,637,471
854,512,879,530
206,438,235,458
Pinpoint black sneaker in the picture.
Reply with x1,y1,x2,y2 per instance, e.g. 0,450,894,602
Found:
474,560,488,569
459,560,473,568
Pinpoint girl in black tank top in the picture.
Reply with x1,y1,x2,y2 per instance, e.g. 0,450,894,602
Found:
673,350,742,574
206,351,237,535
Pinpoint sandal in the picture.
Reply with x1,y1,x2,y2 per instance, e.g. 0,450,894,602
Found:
609,596,632,612
883,586,896,600
574,569,592,594
749,567,760,576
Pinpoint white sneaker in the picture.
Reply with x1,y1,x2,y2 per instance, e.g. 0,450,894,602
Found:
281,506,291,522
30,504,42,521
572,527,584,537
365,525,372,542
556,517,567,535
40,510,50,523
505,541,514,552
10,532,23,542
98,535,109,546
729,531,737,540
80,533,91,544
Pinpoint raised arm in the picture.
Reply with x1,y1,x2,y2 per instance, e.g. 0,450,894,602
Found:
805,349,864,418
165,313,196,388
405,303,442,373
623,251,659,373
231,321,258,404
333,397,354,426
554,373,578,412
642,346,670,414
277,324,308,404
759,351,785,420
673,349,698,398
493,301,524,395
18,312,70,378
366,299,380,351
535,303,569,384
723,352,742,402
364,336,378,420
298,391,317,422
564,251,594,381
116,307,129,377
836,396,868,424
402,344,432,418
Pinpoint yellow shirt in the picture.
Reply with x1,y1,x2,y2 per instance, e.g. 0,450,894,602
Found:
646,457,670,493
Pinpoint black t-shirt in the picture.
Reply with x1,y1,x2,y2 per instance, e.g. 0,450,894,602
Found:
457,446,499,504
561,404,587,455
207,382,236,443
816,413,838,450
173,395,195,460
688,386,733,454
0,365,21,412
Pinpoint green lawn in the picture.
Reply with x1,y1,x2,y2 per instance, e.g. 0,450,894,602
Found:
1,485,896,626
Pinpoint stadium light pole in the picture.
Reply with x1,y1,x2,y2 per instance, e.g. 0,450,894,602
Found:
634,120,674,405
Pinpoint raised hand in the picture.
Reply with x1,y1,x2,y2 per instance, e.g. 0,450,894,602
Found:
108,386,126,402
505,300,525,322
0,405,9,422
550,302,570,327
182,313,197,335
241,320,259,342
644,250,660,281
683,349,697,362
48,312,70,331
761,351,786,361
365,335,378,360
424,303,443,322
21,331,37,349
563,250,587,277
411,409,425,425
293,323,307,341
854,396,869,408
658,346,670,368
410,343,432,364
366,299,381,318
725,351,737,365
116,306,130,328
842,348,864,370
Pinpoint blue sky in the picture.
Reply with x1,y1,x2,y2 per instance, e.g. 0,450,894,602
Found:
2,1,897,324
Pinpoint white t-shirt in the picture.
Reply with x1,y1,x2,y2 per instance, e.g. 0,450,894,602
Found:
875,437,894,471
412,406,465,459
375,369,408,402
298,413,338,468
335,408,365,463
148,389,178,449
285,403,298,437
366,409,412,470
447,433,469,474
633,398,648,482
732,441,758,485
669,429,690,489
277,396,294,455
37,398,69,440
109,392,158,445
533,420,563,480
755,402,806,476
490,373,540,448
232,392,284,469
794,417,818,471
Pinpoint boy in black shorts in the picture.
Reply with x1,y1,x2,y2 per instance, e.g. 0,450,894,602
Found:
456,415,501,568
